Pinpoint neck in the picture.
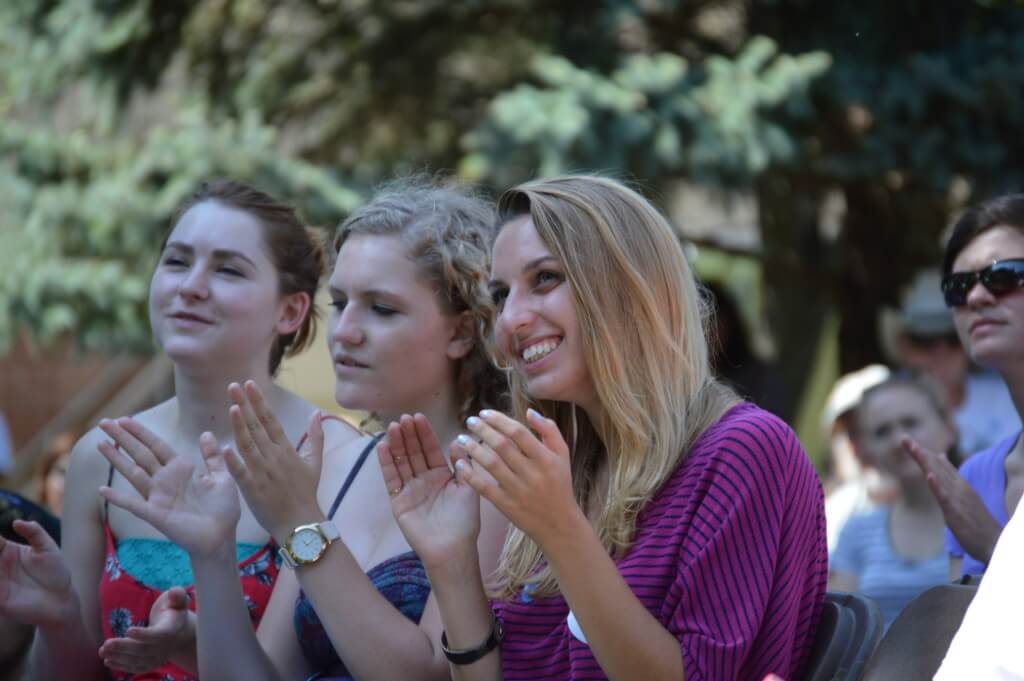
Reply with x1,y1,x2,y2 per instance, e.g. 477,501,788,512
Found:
378,387,465,457
171,361,281,444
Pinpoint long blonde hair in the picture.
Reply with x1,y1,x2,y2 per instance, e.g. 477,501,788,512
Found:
493,175,737,599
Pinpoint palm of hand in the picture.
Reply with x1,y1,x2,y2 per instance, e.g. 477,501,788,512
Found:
0,539,71,624
392,467,479,561
146,458,240,555
147,592,190,647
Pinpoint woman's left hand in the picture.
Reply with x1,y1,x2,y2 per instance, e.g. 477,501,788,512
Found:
98,587,194,674
225,381,325,543
455,409,583,546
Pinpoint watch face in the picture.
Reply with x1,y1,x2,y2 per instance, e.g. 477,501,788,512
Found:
291,528,325,563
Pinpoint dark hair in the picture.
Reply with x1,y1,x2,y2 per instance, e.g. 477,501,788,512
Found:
334,177,508,421
856,372,962,466
943,194,1024,275
165,179,327,375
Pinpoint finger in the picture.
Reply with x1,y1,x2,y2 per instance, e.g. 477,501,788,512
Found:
245,380,289,447
11,520,58,553
229,404,264,471
199,432,227,476
466,414,528,475
452,442,498,487
413,414,447,470
455,433,517,488
164,586,190,610
901,436,931,469
231,383,276,459
400,414,429,476
118,417,180,467
300,409,325,475
390,419,416,484
97,440,152,499
98,486,155,526
454,457,501,505
98,419,162,476
925,472,952,505
525,408,571,457
222,444,252,487
377,440,405,499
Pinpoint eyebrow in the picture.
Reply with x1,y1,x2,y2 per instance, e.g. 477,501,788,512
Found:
164,241,258,268
327,285,406,302
488,255,560,288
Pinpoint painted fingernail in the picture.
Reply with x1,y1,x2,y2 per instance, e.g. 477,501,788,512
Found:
455,459,467,471
527,408,542,420
479,409,494,418
457,434,473,446
466,416,482,428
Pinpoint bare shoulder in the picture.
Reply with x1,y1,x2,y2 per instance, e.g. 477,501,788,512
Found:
320,415,364,452
66,426,113,488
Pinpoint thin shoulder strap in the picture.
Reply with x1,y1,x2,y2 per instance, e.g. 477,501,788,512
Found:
326,433,385,519
103,463,115,522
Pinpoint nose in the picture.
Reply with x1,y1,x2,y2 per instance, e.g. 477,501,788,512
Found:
329,305,365,346
964,276,996,309
178,266,210,300
496,287,536,348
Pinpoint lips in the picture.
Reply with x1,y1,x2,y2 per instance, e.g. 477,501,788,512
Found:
334,354,370,369
169,311,213,324
969,317,1003,334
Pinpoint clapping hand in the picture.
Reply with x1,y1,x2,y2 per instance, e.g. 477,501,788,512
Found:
223,381,325,543
903,435,1003,565
98,587,194,674
97,418,240,559
451,409,581,548
0,520,76,628
378,414,480,568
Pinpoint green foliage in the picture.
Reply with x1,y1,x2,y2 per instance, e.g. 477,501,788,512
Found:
462,37,830,187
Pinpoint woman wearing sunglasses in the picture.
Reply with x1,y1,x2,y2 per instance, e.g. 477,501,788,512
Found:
905,193,1024,579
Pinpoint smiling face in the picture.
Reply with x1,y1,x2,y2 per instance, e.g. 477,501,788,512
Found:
327,234,469,418
149,200,297,375
490,216,597,411
950,225,1024,372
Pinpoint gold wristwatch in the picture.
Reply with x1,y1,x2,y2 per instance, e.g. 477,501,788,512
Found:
279,520,340,568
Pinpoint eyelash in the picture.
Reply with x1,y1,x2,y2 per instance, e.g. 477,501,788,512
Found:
329,301,398,317
490,270,563,308
162,257,243,277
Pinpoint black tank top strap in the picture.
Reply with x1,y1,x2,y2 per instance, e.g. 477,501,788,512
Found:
326,432,385,519
103,462,115,523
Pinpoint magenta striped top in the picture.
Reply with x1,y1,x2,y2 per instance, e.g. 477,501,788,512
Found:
492,403,827,681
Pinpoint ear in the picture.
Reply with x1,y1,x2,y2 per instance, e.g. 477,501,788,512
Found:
446,310,476,361
275,291,312,336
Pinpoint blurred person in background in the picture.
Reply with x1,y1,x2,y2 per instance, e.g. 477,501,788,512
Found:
705,282,788,417
906,194,1024,579
821,364,894,554
0,179,359,681
880,268,1019,456
829,374,956,628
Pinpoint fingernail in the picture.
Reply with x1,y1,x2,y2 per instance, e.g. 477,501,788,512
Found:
455,459,466,471
527,408,542,420
479,409,494,418
466,416,482,428
457,434,472,445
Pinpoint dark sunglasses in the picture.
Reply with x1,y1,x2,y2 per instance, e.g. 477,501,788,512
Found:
941,258,1024,307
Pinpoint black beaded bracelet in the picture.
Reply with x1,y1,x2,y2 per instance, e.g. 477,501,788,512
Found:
440,615,504,665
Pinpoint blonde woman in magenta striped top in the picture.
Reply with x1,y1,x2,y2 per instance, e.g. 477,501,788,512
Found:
379,175,828,681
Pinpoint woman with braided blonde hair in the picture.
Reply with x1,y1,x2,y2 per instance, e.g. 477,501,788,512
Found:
382,175,827,681
96,177,511,680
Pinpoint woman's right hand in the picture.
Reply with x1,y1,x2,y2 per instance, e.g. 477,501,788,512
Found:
0,519,78,628
97,417,241,560
903,435,1003,565
378,414,481,568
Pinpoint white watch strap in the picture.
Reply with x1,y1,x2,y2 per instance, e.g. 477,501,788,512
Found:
320,520,340,542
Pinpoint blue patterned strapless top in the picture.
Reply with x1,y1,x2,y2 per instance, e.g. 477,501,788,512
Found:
294,550,430,680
